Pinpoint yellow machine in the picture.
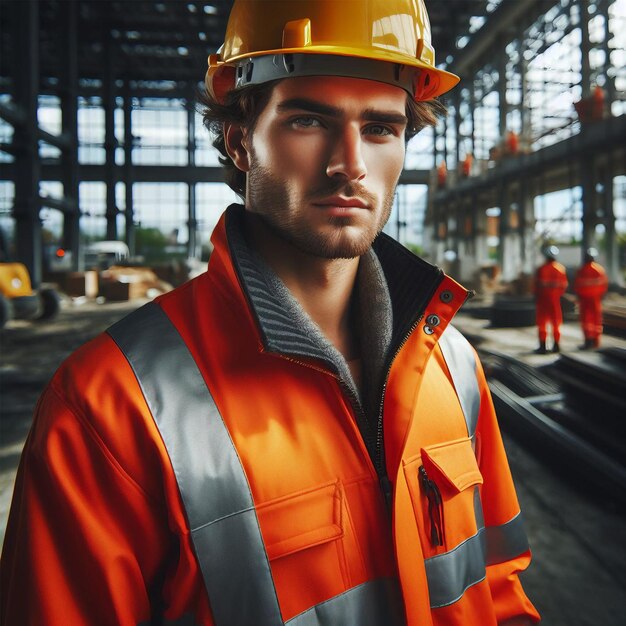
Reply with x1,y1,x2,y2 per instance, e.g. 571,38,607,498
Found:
0,262,60,328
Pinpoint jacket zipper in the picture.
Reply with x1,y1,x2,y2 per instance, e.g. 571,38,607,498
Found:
373,314,423,509
262,278,468,513
419,465,444,547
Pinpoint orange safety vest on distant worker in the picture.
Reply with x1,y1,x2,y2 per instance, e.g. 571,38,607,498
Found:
1,205,539,626
535,259,568,343
574,261,608,341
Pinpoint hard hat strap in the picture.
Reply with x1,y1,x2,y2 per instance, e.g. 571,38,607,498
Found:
233,53,420,96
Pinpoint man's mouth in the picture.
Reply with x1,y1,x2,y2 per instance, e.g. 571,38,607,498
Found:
312,196,369,210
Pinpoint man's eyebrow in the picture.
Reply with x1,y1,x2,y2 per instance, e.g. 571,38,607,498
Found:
362,109,408,126
277,98,408,126
277,98,342,117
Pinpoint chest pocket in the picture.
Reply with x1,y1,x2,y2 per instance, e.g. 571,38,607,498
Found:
256,480,368,619
403,437,483,560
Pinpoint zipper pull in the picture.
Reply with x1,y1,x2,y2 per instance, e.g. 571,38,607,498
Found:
419,465,444,547
380,474,393,511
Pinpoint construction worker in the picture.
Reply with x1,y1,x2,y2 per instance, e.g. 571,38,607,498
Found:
534,245,568,353
1,2,539,625
574,247,608,349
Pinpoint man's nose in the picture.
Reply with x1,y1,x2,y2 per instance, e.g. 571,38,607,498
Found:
326,126,367,181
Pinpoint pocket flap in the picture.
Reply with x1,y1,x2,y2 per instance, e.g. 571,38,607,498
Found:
257,482,343,561
420,437,483,493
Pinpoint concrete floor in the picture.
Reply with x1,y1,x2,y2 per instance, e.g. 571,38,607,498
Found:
1,297,625,624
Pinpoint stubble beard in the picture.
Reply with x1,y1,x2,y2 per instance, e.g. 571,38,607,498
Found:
246,162,395,260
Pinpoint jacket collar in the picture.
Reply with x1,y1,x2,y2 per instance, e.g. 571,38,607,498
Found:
223,204,461,364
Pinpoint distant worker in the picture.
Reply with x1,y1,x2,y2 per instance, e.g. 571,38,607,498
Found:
574,247,608,349
534,245,568,353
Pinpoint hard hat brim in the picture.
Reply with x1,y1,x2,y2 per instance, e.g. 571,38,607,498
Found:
207,47,459,102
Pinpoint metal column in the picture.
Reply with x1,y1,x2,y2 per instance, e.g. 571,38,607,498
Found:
579,0,592,98
12,0,42,286
60,0,81,270
579,0,596,253
498,36,508,140
123,81,135,256
187,95,197,259
104,38,118,240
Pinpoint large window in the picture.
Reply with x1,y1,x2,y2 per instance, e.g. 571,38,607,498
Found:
132,98,187,165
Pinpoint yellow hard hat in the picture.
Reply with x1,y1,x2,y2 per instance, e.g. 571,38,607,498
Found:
206,0,460,102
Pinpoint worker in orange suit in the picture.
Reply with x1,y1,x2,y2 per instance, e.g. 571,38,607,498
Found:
534,245,568,353
575,247,608,349
1,2,539,625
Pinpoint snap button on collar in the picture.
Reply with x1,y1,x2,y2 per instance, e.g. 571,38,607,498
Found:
426,314,440,327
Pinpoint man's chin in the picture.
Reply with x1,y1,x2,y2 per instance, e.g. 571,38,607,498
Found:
300,233,376,260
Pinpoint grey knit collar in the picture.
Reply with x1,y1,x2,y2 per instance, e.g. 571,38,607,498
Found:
226,204,391,403
225,204,444,416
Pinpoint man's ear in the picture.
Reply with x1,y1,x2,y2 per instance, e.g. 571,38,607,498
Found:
224,122,250,172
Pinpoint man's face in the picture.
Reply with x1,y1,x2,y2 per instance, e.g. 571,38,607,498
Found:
241,76,408,259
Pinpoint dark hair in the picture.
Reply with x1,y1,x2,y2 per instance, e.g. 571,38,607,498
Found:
199,79,447,199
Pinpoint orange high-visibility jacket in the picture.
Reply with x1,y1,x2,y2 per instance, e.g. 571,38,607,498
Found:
534,260,568,334
574,261,608,299
574,261,608,340
535,260,568,301
1,206,539,626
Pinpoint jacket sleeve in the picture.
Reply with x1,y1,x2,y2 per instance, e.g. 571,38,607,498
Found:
473,359,541,624
0,382,168,626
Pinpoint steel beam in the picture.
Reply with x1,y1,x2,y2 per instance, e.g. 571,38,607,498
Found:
451,0,546,77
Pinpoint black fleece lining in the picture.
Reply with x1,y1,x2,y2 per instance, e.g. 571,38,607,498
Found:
372,234,444,348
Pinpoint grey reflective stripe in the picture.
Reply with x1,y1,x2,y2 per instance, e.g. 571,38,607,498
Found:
108,302,283,626
424,511,529,608
424,529,487,609
485,512,529,565
287,578,405,626
438,325,480,437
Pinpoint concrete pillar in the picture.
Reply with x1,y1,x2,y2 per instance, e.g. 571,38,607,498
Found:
12,0,42,286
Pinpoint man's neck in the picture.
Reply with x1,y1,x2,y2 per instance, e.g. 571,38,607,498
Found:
244,213,360,362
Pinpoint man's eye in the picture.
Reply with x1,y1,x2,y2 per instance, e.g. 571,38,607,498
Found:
365,124,393,136
292,116,322,128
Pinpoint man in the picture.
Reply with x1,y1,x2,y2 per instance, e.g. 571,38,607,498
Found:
1,1,539,624
574,247,608,349
534,245,568,353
